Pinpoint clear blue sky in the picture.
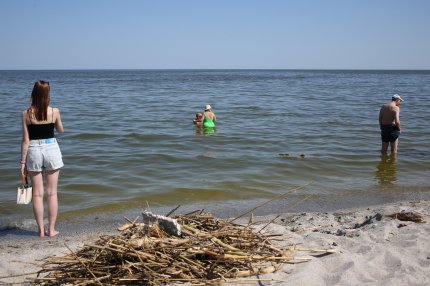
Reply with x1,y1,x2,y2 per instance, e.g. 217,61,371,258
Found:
1,0,429,70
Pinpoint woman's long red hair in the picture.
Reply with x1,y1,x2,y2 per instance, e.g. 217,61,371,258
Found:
29,80,50,121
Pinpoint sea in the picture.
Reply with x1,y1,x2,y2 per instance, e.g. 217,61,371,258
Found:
1,69,429,229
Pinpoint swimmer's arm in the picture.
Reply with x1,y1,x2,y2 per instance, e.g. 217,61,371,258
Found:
193,119,202,127
394,107,401,132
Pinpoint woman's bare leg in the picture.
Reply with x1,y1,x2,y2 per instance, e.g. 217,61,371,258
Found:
29,171,45,237
45,169,60,237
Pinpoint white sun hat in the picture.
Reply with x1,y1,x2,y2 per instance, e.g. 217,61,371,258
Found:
392,94,404,102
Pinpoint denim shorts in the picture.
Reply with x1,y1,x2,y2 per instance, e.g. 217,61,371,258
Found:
26,138,64,172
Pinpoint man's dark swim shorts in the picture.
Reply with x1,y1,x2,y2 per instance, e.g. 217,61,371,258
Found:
380,124,400,143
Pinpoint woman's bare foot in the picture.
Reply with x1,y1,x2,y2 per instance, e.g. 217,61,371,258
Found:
38,228,45,238
47,230,59,237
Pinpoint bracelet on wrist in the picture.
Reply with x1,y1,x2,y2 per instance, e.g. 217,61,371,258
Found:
20,161,26,164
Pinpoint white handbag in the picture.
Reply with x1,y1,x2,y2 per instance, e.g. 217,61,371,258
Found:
17,175,32,204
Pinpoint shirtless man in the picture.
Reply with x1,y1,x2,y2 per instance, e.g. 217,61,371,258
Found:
379,94,403,154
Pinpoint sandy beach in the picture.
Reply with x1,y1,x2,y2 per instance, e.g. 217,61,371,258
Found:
1,199,429,286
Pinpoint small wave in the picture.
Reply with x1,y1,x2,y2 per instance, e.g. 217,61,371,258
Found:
63,183,118,193
70,133,116,140
123,133,175,143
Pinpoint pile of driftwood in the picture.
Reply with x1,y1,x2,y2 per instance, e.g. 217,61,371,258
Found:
30,211,299,285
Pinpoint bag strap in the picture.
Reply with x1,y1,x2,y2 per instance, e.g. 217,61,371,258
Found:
21,175,28,186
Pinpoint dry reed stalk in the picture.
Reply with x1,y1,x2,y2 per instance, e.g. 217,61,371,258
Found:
229,182,312,223
29,212,305,285
21,184,336,286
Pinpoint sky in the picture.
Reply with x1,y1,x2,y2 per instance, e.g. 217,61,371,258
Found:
1,0,429,70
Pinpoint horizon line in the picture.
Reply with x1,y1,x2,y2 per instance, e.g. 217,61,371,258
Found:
1,68,430,71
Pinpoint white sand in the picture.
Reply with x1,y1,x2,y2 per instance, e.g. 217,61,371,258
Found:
1,200,429,285
254,200,430,286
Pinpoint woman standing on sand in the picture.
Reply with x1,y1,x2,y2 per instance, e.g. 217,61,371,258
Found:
20,80,64,238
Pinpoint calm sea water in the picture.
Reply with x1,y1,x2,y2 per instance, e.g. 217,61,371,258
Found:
1,70,429,228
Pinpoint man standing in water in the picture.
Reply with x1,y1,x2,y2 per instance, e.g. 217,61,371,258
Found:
379,94,403,154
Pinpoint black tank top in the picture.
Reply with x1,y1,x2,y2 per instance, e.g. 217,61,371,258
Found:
27,108,55,140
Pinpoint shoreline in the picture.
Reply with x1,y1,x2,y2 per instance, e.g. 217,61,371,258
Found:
3,185,430,232
1,198,429,285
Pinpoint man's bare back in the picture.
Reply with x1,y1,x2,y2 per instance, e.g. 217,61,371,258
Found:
379,95,403,154
379,103,400,126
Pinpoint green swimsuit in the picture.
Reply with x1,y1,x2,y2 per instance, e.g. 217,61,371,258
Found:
203,112,215,128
